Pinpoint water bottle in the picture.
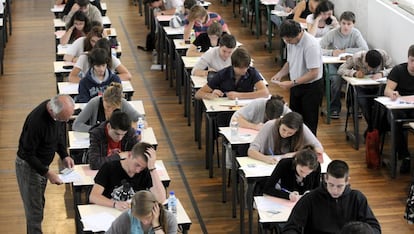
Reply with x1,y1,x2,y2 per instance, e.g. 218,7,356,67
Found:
136,117,145,140
167,191,177,216
111,48,117,58
190,29,196,44
230,118,239,139
235,97,239,106
152,49,158,64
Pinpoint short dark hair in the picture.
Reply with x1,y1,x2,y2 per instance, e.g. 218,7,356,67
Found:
184,0,197,10
231,47,250,68
207,22,222,37
264,95,285,121
144,0,160,5
94,38,113,68
294,145,319,170
408,44,414,57
340,221,374,234
219,34,237,49
327,160,349,180
314,0,335,19
88,48,111,67
340,11,355,23
365,50,382,68
279,19,302,38
131,142,154,160
76,0,89,7
109,110,131,131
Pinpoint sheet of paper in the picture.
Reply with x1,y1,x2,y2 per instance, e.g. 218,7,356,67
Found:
58,170,82,183
81,212,117,232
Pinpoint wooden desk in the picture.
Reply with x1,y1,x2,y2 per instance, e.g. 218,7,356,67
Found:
238,154,331,234
57,80,134,101
342,76,386,150
375,96,414,178
53,16,111,30
77,199,191,233
219,127,259,218
50,2,108,17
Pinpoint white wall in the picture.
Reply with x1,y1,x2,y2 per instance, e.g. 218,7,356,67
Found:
331,0,414,64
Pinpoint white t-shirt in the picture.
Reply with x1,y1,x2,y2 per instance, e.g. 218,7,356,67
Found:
164,0,183,10
66,37,87,57
306,14,333,38
74,54,121,78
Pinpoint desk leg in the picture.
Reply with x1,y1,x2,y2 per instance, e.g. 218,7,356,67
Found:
138,0,143,16
232,152,237,218
205,114,214,177
353,86,360,150
242,0,247,27
247,180,255,234
390,111,397,178
266,6,272,53
222,140,228,203
194,99,202,149
254,0,260,38
239,173,245,233
324,64,331,124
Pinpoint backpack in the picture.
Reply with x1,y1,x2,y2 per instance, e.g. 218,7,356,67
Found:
405,180,414,224
145,32,156,52
365,129,380,169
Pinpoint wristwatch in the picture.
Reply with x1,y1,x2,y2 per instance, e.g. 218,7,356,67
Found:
293,80,298,86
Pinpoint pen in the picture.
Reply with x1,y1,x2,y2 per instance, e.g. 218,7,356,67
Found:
268,147,275,157
281,188,292,194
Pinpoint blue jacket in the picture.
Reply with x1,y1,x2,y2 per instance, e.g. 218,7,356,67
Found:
77,68,121,103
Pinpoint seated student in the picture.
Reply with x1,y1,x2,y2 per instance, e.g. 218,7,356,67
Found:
191,34,237,77
292,0,320,24
248,112,323,165
60,10,91,45
320,11,369,119
73,82,143,132
186,21,222,57
337,49,393,134
89,142,167,209
283,160,381,233
262,145,321,201
230,95,289,131
194,47,269,100
63,0,102,29
87,110,138,170
306,0,338,38
340,221,375,234
384,44,414,174
77,47,121,103
63,0,104,16
270,0,297,32
63,25,104,63
106,191,177,234
69,38,131,83
145,0,183,16
183,5,230,41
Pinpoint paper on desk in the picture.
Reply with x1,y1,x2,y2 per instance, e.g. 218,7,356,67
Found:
81,212,117,232
58,170,82,183
239,164,275,176
256,197,286,212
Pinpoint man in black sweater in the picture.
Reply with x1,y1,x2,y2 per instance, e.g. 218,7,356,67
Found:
16,94,75,234
283,160,381,234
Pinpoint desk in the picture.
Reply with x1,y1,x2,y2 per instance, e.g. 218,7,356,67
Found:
50,2,108,17
56,41,122,60
238,154,331,234
375,96,414,178
57,80,134,101
74,100,146,118
322,56,346,124
78,199,191,233
53,16,112,30
254,195,297,233
219,127,259,218
342,76,386,150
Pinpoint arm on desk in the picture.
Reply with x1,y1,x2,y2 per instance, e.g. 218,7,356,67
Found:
227,81,269,100
384,79,399,101
115,63,132,81
183,21,195,41
194,85,223,100
292,1,307,24
247,149,278,165
89,183,130,211
60,26,75,45
186,44,203,57
238,114,263,131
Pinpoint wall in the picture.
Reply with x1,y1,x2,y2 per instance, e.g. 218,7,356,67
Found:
331,0,414,64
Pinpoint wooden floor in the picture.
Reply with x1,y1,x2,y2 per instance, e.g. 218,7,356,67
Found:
1,0,413,233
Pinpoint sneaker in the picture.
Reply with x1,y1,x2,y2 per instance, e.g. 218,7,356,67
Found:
400,158,411,174
330,111,340,119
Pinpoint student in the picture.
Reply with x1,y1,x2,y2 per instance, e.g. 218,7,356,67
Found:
63,0,104,16
73,82,143,132
87,110,138,170
183,5,230,41
194,47,269,100
63,0,102,29
63,25,104,63
270,0,297,32
186,21,223,57
282,160,381,233
89,142,166,209
106,191,177,234
340,221,375,234
306,0,338,38
68,38,131,83
77,47,121,103
337,49,393,134
320,11,369,119
248,112,323,165
270,19,323,135
191,34,237,77
262,145,321,201
16,95,75,233
230,95,289,131
145,0,183,16
384,44,414,174
60,10,91,45
292,0,320,24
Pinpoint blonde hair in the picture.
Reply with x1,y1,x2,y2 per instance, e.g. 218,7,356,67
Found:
131,191,169,233
103,82,123,108
188,5,207,22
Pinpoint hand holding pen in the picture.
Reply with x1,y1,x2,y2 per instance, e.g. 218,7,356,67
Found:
390,91,399,101
266,147,279,164
282,188,300,202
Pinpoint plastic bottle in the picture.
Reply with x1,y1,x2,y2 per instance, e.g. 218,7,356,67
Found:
152,49,158,64
167,191,177,216
235,97,239,106
136,117,145,140
111,48,117,58
230,117,239,139
190,29,196,44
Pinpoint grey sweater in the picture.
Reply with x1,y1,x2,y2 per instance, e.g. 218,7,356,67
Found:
319,27,368,56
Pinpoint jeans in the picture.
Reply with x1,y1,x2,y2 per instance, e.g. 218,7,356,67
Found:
328,64,343,112
355,86,380,131
16,156,47,234
390,109,414,158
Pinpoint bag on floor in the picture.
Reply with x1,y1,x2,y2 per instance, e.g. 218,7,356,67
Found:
404,180,414,224
365,129,380,169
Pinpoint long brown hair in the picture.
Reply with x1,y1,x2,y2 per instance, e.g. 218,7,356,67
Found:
273,112,304,153
83,26,103,52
